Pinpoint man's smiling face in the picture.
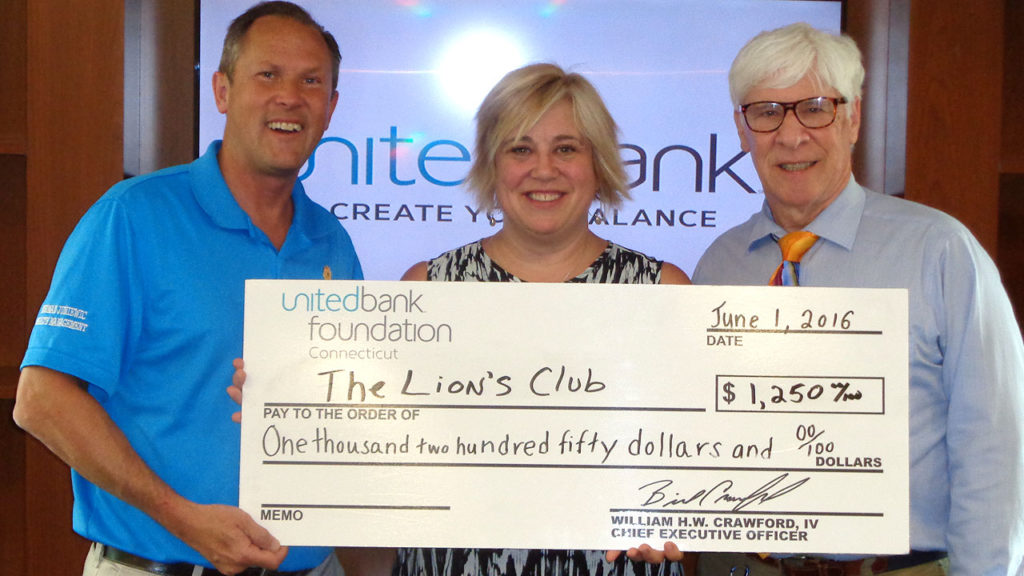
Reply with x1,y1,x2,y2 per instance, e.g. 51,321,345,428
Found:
736,73,861,231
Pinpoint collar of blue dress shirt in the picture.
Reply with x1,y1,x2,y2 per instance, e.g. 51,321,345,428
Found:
745,175,865,254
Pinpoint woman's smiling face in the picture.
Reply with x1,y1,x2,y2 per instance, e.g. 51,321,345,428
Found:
494,99,598,239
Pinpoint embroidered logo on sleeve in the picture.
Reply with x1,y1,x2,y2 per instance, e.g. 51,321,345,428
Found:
35,304,89,332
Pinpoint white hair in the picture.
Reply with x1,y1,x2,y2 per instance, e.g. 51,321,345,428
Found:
729,22,864,117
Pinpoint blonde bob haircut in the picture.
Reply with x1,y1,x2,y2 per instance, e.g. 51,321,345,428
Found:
729,22,864,119
467,63,630,212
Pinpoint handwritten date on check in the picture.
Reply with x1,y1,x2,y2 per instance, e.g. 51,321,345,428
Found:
240,281,909,554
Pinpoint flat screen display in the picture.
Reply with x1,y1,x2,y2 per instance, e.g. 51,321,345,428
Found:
199,0,843,280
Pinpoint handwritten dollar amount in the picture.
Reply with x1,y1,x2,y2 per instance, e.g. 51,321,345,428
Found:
716,376,885,414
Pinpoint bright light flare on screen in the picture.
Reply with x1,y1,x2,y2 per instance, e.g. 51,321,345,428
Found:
540,0,568,18
437,29,526,115
394,0,431,17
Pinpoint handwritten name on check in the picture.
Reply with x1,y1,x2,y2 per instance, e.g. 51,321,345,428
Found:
240,281,909,554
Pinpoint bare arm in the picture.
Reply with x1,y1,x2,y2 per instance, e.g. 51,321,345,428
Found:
659,262,692,285
14,365,287,575
400,261,429,281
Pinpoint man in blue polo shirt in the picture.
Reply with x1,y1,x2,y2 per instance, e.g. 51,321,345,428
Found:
13,2,361,575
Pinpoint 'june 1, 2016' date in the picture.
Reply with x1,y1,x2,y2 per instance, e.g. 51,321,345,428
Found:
789,308,855,331
709,301,857,333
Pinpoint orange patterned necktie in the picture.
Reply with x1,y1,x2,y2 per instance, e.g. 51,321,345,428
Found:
769,231,818,286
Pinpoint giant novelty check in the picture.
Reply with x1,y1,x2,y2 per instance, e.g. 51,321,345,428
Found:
240,280,909,554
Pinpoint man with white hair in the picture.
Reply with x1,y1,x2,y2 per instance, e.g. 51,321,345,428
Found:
690,22,1024,575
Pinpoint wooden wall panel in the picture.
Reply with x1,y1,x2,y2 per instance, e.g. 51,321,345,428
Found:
1000,175,1024,319
905,1,1004,253
0,0,28,398
125,0,197,175
26,1,126,310
846,0,896,195
1003,1,1024,174
24,2,125,574
1000,0,1024,322
1,0,30,572
141,1,198,172
0,155,27,393
0,400,26,576
0,0,26,154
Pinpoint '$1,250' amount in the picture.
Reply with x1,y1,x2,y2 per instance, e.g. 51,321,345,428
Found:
719,378,866,412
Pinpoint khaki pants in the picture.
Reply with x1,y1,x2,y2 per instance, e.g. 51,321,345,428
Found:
81,542,343,576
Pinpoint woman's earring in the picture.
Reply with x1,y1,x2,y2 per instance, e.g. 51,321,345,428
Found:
487,193,502,226
592,194,606,225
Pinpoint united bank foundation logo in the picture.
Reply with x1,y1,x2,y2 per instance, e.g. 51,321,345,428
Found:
280,284,425,314
280,285,453,344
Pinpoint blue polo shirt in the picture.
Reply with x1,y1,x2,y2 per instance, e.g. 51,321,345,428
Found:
22,141,362,570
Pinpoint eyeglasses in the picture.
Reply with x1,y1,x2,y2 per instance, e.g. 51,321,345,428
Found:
740,96,848,133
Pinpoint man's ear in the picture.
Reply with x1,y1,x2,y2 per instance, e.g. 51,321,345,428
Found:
324,90,340,130
213,72,231,114
734,110,751,153
847,97,862,146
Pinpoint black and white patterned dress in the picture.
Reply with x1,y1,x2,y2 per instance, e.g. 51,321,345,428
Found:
425,240,663,284
394,239,685,576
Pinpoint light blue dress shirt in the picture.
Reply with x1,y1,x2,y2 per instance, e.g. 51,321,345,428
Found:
693,177,1024,575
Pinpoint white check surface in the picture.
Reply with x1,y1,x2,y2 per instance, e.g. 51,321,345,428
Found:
241,280,909,554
